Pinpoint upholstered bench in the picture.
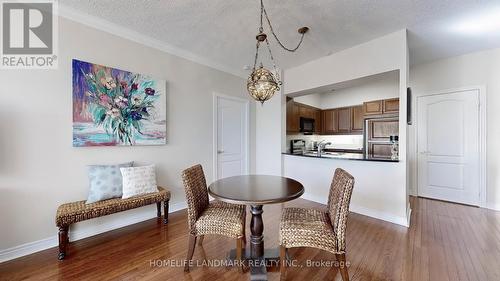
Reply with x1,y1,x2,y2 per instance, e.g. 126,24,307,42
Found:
55,186,170,260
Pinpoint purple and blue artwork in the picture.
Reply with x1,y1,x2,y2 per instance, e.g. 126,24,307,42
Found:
72,59,166,147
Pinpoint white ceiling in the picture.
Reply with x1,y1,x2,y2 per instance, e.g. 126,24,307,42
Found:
60,0,500,77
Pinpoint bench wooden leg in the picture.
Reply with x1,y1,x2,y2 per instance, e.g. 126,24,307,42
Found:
58,226,69,260
156,202,161,218
163,200,169,224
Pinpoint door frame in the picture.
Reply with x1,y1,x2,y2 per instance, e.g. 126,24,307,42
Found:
414,85,486,207
212,92,250,181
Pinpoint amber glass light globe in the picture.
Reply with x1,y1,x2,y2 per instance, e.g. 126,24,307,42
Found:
247,66,280,104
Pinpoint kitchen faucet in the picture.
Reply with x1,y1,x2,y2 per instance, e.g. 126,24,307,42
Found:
317,140,332,157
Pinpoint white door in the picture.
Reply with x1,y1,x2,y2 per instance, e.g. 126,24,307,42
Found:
215,95,249,180
417,90,480,205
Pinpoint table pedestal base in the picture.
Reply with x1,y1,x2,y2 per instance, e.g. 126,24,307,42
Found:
227,248,291,281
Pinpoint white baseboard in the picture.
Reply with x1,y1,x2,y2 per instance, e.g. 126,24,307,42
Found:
485,202,500,212
0,236,58,264
0,201,187,264
299,193,328,205
301,192,409,227
406,206,412,227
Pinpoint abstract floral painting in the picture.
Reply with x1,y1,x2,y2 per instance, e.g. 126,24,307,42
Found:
72,59,166,146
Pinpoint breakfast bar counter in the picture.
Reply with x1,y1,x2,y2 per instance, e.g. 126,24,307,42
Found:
282,152,399,163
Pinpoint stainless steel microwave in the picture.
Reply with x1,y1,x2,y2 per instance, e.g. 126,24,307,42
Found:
300,117,315,134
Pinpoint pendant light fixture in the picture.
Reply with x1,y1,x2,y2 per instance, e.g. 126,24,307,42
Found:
246,0,309,104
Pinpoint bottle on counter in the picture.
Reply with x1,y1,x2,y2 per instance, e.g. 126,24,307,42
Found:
390,135,399,160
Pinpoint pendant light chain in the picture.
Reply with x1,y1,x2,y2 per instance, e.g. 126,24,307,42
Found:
251,0,264,73
246,0,308,104
261,0,306,52
264,37,281,84
252,41,260,72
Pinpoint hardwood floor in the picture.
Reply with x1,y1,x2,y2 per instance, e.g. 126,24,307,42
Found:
1,197,500,281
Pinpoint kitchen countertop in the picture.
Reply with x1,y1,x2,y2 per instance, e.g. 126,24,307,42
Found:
282,152,399,163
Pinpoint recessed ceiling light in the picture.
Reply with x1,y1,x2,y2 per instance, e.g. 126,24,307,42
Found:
243,65,252,70
451,8,500,35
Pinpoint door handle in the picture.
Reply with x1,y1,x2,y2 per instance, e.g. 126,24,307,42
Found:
420,151,430,155
217,150,224,154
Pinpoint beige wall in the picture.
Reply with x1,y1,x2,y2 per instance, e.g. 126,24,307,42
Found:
409,48,500,210
0,17,255,255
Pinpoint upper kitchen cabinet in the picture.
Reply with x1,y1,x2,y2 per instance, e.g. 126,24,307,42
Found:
363,100,383,115
322,109,338,134
363,98,399,117
286,99,300,133
351,105,364,132
321,105,363,135
337,107,351,133
286,99,321,134
299,105,315,119
315,110,322,134
383,98,399,114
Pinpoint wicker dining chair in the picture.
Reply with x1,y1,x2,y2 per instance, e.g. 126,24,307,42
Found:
279,168,355,281
181,164,246,272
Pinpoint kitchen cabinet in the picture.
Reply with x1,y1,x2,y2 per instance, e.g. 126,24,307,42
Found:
367,143,393,159
286,99,300,133
319,105,363,135
287,97,398,136
315,110,322,134
299,106,309,119
322,109,338,134
351,105,364,132
383,98,399,114
363,100,383,115
364,98,400,117
366,118,399,159
286,99,321,133
337,107,351,133
367,118,399,140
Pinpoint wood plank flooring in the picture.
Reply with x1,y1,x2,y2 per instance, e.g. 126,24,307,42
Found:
1,197,500,280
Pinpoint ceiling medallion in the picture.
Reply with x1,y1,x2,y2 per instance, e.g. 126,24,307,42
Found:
246,0,309,104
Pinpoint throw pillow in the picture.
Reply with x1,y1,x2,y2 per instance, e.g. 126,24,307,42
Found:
86,162,133,204
121,165,158,199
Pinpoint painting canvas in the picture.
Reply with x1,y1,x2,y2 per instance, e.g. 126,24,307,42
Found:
72,59,166,146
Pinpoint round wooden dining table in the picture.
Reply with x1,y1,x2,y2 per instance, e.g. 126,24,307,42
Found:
208,175,304,281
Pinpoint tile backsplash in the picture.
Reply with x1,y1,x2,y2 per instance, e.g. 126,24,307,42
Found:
286,134,364,151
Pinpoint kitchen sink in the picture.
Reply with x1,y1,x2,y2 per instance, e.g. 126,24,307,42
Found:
303,151,344,157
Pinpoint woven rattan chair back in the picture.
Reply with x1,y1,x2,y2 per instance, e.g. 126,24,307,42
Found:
326,168,355,252
182,164,210,234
